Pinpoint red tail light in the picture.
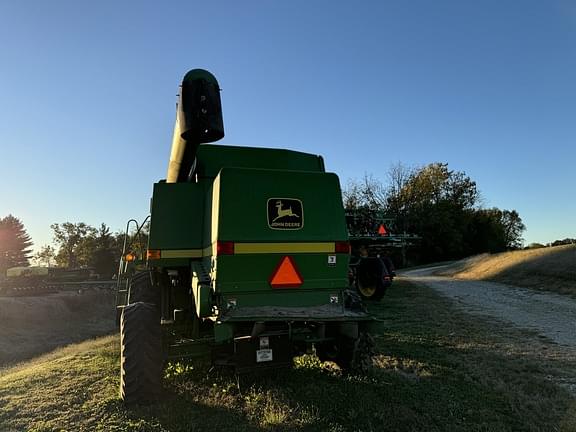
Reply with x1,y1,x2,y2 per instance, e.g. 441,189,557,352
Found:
335,241,351,254
216,241,235,255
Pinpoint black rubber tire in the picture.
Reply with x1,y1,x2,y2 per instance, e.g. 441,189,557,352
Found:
315,337,356,370
120,302,162,404
335,338,355,370
355,257,387,301
316,333,375,372
350,332,376,372
315,341,339,364
128,271,160,305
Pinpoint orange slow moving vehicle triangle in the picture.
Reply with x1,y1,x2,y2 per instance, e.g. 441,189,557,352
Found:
378,224,387,235
269,256,303,288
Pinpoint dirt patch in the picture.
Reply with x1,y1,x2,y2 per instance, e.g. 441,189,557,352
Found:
0,288,117,367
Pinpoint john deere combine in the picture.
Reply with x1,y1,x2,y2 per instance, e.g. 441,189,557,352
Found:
116,69,374,404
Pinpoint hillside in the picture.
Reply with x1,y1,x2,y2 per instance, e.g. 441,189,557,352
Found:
0,289,116,366
437,244,576,296
1,281,575,431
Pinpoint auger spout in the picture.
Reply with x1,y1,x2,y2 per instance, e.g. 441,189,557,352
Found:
166,69,224,183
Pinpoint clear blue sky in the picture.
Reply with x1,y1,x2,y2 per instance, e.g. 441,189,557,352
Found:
1,0,574,251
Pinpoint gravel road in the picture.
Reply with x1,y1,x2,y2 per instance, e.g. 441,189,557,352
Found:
402,266,576,347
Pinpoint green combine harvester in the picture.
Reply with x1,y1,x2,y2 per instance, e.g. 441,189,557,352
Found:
116,69,375,404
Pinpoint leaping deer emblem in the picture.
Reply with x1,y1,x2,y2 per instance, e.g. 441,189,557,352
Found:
273,200,300,222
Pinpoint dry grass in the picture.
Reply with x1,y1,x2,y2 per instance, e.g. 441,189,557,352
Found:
0,290,116,366
438,244,576,296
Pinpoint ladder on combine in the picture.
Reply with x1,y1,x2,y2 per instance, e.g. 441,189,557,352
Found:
115,217,150,309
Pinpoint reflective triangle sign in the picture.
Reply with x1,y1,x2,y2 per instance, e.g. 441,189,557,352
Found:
378,224,388,235
269,256,303,288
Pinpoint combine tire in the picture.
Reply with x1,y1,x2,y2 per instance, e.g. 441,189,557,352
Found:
316,333,375,372
128,271,160,305
120,302,162,404
315,341,338,364
350,332,376,372
355,257,387,301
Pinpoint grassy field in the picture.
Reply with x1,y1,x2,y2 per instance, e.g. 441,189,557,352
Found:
438,244,576,296
1,280,575,431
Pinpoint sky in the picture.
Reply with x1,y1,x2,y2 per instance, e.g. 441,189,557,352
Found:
0,0,575,252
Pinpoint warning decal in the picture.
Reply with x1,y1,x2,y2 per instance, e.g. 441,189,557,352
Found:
269,256,303,288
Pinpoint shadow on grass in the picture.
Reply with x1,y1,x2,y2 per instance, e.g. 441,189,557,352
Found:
122,347,573,432
118,279,576,432
120,360,435,432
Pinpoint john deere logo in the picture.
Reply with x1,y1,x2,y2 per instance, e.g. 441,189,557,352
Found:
267,198,303,230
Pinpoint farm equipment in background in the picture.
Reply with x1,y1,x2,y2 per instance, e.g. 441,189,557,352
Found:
0,266,111,296
116,69,376,404
345,209,420,300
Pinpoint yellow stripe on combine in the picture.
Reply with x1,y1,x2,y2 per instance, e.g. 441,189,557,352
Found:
156,243,336,258
234,242,335,254
160,249,203,259
203,245,214,257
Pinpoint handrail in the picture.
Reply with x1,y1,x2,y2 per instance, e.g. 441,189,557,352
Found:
116,215,151,294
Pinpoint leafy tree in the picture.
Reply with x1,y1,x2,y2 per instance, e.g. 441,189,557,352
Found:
43,220,152,277
33,245,56,267
343,174,388,210
51,222,97,268
90,223,118,278
0,215,33,273
387,163,479,213
499,209,525,249
466,209,505,254
343,162,525,264
468,208,525,252
384,162,414,227
386,163,480,261
342,179,363,210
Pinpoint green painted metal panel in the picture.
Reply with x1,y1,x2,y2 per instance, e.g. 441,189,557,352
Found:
148,182,206,250
219,289,340,309
195,144,325,178
205,167,350,309
213,167,347,242
215,254,349,293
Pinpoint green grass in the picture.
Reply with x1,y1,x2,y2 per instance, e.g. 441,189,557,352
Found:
1,281,575,431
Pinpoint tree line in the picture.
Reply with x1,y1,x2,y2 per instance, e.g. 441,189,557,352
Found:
0,161,566,274
525,238,576,249
0,217,147,279
344,162,526,264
